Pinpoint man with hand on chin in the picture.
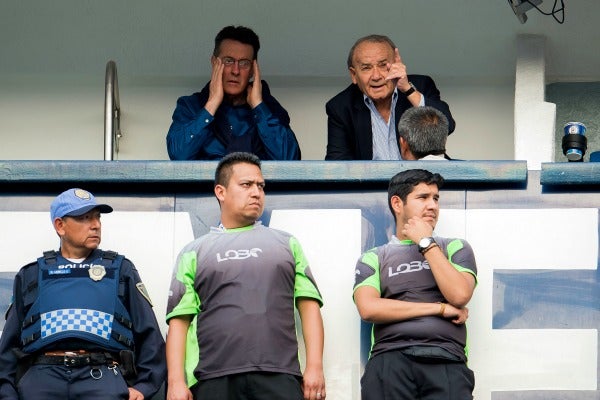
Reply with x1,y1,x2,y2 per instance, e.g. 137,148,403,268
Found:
167,25,300,160
326,34,455,160
353,169,477,400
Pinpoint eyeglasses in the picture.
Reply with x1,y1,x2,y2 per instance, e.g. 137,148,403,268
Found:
222,57,253,70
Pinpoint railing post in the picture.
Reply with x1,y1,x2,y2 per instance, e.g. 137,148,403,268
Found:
104,60,121,160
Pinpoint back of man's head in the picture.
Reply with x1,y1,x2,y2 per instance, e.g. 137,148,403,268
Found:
215,152,262,188
213,25,260,59
398,107,449,160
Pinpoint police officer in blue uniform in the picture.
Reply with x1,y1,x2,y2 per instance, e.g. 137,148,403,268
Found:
0,188,166,399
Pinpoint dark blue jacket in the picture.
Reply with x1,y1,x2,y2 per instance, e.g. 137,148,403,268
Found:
167,80,301,160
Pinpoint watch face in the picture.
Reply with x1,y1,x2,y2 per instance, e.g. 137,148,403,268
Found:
419,237,433,248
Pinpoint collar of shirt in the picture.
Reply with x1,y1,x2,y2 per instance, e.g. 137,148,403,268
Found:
214,220,263,232
389,235,413,245
420,154,447,161
363,89,401,160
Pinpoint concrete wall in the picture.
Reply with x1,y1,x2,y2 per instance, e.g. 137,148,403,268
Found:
0,75,514,161
2,1,599,165
0,168,598,400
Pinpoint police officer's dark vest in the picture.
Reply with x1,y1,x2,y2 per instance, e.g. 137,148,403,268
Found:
21,250,134,353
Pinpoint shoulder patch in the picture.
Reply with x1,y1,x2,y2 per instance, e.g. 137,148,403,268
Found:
136,282,153,306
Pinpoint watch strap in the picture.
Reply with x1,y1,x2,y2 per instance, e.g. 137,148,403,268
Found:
421,243,438,255
418,237,437,253
402,82,416,97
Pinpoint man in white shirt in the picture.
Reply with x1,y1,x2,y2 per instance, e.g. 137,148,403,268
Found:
325,34,454,160
398,106,450,161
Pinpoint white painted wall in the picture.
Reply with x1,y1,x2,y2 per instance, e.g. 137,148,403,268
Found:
1,1,598,163
0,76,514,161
2,205,596,400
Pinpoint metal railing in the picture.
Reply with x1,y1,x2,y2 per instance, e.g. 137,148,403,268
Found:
104,60,122,160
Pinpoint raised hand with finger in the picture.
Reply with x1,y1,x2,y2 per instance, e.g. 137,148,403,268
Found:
385,48,411,93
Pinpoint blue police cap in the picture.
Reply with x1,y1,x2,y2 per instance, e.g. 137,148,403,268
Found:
50,188,113,221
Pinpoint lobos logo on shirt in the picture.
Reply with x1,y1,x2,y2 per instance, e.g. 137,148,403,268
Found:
388,261,430,277
216,248,263,262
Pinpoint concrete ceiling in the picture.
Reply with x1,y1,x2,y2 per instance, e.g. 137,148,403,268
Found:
1,1,598,83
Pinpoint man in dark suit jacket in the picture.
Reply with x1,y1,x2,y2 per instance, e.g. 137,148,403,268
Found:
325,35,455,160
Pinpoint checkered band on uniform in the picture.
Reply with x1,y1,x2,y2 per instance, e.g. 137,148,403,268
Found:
41,309,113,340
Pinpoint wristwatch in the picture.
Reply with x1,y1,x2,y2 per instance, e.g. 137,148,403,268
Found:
402,82,416,97
418,237,436,253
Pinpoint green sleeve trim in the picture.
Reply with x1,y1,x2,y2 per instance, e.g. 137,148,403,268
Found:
166,250,201,321
464,324,470,359
290,236,323,307
367,322,376,359
353,251,381,297
447,239,477,283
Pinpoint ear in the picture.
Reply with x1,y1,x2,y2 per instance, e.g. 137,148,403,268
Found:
390,195,404,217
399,137,409,159
349,67,358,85
53,218,65,236
214,184,226,203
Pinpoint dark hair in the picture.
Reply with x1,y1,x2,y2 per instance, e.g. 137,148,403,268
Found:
387,169,444,219
215,152,262,188
398,107,449,159
347,34,396,69
213,25,260,59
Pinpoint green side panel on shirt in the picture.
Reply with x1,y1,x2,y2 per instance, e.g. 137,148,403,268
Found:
290,236,323,307
447,239,477,283
448,238,476,358
165,250,201,387
166,250,201,320
185,316,199,387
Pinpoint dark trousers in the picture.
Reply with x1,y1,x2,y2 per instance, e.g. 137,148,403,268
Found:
18,364,129,399
191,372,303,400
361,350,475,400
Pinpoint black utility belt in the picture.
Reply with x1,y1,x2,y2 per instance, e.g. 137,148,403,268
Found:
33,352,117,367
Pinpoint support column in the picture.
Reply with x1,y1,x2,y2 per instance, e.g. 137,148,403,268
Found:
514,34,556,169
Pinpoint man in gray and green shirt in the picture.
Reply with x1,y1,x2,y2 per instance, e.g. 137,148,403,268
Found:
166,152,326,400
354,169,477,400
